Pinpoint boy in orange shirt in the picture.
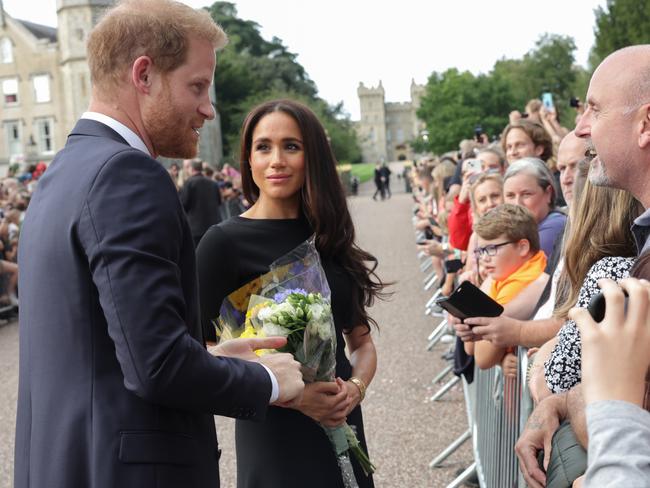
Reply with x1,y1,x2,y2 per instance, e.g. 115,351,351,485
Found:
465,204,548,375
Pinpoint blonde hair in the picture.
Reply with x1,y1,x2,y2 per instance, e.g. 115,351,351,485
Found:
474,203,540,253
87,0,227,95
553,181,640,320
469,173,503,211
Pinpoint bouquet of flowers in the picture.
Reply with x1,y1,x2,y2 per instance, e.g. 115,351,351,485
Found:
216,237,375,487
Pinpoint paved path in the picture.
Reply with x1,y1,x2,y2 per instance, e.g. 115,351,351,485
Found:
0,163,472,487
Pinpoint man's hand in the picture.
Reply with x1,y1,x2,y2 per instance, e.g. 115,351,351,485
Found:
258,352,304,406
464,315,522,348
450,314,480,342
208,336,288,361
515,393,567,488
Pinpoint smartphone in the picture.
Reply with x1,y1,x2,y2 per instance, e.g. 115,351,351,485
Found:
444,258,464,274
587,290,629,322
424,227,434,240
542,92,554,111
474,125,483,141
463,158,482,173
436,281,503,321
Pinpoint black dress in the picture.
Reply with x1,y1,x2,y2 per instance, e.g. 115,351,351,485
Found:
197,216,374,488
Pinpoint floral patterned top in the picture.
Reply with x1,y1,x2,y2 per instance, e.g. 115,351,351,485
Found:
544,256,635,394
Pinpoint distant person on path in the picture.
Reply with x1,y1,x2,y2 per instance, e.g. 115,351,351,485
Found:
380,162,392,198
180,158,222,246
372,163,385,200
14,2,304,488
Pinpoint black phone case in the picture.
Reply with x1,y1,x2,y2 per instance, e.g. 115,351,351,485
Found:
444,259,464,274
435,281,503,321
587,290,629,322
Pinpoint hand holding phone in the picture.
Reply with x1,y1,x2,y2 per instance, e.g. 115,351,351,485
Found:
542,92,554,111
587,289,629,322
436,281,503,321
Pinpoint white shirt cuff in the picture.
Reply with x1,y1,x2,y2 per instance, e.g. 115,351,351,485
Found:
260,364,279,403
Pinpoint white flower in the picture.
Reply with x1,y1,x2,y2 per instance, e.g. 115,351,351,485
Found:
275,302,294,315
262,322,290,338
257,307,273,322
309,303,324,321
308,320,331,341
316,321,332,340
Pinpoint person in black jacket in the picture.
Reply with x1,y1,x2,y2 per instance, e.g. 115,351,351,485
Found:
180,159,222,246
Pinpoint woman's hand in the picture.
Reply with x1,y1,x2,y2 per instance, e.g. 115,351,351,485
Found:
295,380,349,427
569,278,650,406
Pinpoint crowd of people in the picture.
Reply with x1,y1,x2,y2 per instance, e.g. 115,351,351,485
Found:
169,159,247,246
408,45,650,487
0,163,48,314
6,0,650,486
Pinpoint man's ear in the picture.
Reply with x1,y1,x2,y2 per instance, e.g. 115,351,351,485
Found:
131,56,155,95
534,144,545,158
638,104,650,150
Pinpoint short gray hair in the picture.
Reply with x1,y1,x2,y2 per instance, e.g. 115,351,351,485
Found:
504,157,558,209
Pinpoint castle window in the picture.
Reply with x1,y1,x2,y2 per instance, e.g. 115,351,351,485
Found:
4,120,22,156
397,128,404,143
34,118,54,155
1,38,13,64
2,78,18,105
33,75,51,103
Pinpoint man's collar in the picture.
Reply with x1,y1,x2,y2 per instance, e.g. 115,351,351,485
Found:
81,112,151,156
632,207,650,255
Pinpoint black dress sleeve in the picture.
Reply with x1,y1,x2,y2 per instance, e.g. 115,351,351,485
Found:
196,225,238,342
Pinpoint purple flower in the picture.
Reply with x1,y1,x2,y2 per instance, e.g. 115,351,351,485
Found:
273,288,308,303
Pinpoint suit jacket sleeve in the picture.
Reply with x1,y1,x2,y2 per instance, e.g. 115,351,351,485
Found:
78,150,271,419
179,178,191,211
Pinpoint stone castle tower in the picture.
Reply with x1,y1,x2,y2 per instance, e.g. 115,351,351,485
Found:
57,0,112,133
357,81,388,163
356,79,425,163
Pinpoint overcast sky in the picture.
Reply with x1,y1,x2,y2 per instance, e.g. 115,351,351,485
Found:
3,0,608,119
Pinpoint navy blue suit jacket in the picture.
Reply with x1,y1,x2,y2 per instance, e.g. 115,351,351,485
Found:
14,119,271,488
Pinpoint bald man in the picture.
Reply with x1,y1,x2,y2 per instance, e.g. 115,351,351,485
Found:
556,131,586,205
516,45,650,488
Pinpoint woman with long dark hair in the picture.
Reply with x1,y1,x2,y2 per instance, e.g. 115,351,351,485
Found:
197,99,386,488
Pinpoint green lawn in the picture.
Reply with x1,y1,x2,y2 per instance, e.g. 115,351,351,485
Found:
338,163,375,183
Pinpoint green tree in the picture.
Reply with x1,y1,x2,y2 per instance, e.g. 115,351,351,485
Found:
205,2,360,164
417,33,585,153
416,69,517,154
590,0,650,68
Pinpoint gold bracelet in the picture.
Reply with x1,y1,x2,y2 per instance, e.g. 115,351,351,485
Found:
349,376,367,402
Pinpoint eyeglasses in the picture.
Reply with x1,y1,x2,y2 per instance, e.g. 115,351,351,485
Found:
473,241,515,258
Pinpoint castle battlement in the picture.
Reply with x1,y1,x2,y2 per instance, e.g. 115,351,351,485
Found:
356,80,425,163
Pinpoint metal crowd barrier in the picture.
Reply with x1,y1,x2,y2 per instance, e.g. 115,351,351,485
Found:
429,347,534,488
412,200,535,487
